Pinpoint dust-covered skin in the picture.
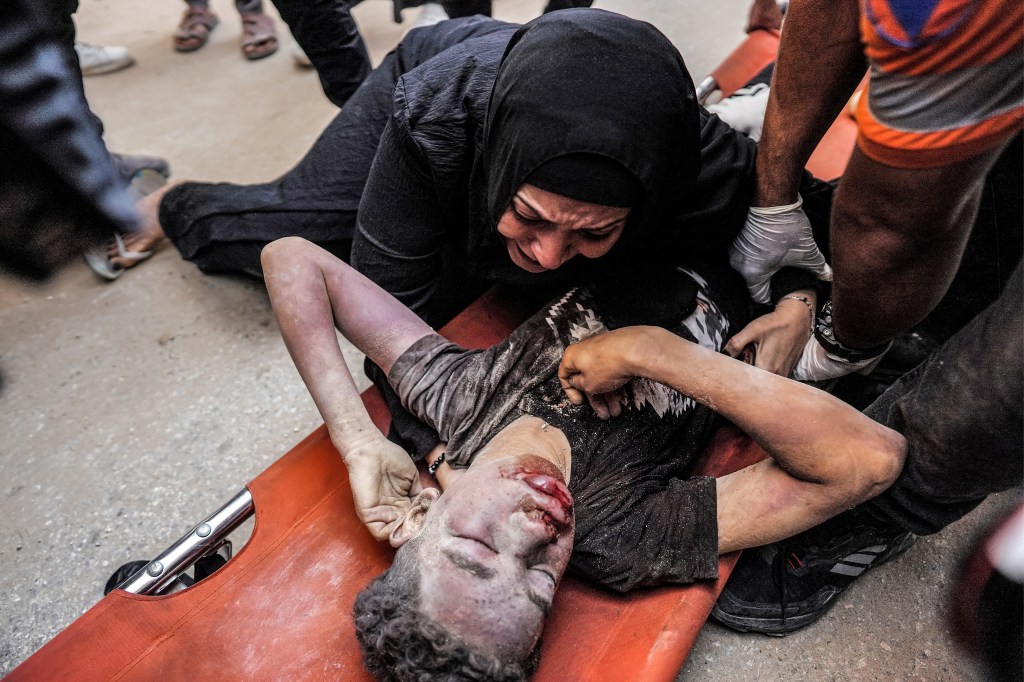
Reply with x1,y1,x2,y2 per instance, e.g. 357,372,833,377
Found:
263,234,905,664
388,285,728,591
406,451,575,660
558,325,907,553
262,238,434,541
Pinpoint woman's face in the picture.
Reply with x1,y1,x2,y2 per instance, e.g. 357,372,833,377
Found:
496,184,630,273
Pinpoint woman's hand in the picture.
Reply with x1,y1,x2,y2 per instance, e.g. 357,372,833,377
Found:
724,292,816,377
558,327,665,415
342,437,424,542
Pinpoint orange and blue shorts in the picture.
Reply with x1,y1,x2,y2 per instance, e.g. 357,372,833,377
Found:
855,0,1023,168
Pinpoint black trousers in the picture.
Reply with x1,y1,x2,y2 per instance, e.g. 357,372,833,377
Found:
159,16,405,276
860,261,1023,534
159,16,511,279
437,0,592,17
186,0,264,15
269,0,593,112
271,0,371,107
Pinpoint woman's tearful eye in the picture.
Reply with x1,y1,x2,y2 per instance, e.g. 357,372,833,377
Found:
513,209,545,226
582,228,616,241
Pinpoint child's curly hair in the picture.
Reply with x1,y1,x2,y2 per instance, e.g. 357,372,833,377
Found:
352,538,542,681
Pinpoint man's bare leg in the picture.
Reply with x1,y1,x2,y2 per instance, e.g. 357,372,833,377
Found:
829,146,1002,349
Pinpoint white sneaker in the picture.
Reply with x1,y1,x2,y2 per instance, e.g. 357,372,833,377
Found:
75,41,135,76
411,3,448,29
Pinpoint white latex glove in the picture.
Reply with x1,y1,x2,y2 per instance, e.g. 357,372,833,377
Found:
791,335,888,381
728,196,833,304
706,83,770,142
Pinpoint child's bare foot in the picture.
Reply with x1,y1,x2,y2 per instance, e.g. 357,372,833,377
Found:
107,180,182,269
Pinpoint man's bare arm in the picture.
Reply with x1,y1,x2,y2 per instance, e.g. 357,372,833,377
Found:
727,0,864,302
558,327,906,553
754,0,865,205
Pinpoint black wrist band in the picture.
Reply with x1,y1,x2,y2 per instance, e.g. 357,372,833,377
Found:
814,301,891,362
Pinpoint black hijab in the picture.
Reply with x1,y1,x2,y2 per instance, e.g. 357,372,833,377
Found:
482,9,701,252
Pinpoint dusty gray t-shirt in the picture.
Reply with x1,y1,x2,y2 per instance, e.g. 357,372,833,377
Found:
388,273,731,591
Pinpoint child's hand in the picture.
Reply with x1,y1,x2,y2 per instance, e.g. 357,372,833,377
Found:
342,437,424,541
558,326,665,414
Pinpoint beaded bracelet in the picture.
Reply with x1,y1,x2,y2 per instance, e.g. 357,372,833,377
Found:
427,451,446,476
777,294,815,334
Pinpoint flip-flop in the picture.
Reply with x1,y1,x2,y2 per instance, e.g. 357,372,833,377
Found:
174,6,219,53
85,247,123,280
125,169,170,203
85,233,155,281
85,167,166,281
240,13,278,60
112,233,154,263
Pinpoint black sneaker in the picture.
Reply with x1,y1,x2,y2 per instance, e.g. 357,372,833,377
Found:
712,511,917,635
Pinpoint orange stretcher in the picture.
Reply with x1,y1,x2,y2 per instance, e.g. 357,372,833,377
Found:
7,30,858,682
7,290,768,682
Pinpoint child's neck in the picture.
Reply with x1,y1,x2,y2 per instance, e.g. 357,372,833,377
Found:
437,415,572,490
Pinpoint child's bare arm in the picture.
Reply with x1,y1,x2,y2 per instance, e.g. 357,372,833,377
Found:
261,237,435,541
559,326,906,553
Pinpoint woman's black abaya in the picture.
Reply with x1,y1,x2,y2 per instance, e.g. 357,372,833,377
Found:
159,12,768,457
161,11,759,325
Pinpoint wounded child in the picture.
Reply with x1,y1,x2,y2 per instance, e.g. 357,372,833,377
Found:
262,236,904,682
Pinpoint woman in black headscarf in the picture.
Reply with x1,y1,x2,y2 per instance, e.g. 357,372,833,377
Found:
133,11,765,322
132,10,818,453
351,8,726,328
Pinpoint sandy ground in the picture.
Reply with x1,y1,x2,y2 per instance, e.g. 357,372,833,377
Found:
0,0,1012,678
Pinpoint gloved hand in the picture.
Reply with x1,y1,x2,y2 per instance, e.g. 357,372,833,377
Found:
791,335,888,381
728,196,833,304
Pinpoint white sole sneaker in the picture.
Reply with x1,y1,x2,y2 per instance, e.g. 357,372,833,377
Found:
75,42,135,77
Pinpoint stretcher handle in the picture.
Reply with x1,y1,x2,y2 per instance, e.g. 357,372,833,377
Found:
695,76,719,105
116,489,255,595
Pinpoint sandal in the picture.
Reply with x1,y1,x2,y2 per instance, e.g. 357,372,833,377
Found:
85,233,156,281
240,12,278,60
84,246,124,281
173,5,219,53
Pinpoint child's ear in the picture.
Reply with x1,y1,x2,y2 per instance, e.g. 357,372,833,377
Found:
389,488,440,548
